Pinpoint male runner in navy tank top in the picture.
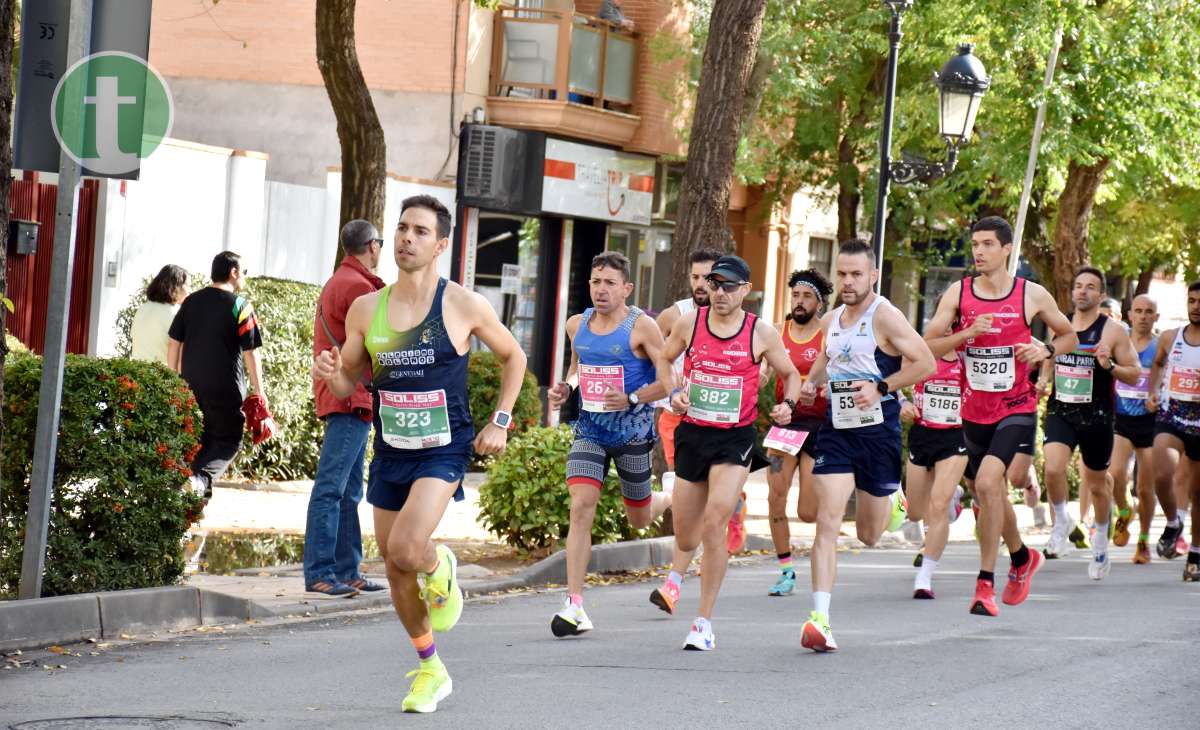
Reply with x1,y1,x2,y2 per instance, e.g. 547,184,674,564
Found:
658,255,801,651
1148,282,1200,577
313,196,527,713
1110,294,1161,563
1038,266,1140,580
924,216,1077,617
546,252,669,637
796,239,936,651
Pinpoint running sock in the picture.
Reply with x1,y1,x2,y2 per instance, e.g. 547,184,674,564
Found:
1093,522,1109,554
813,591,831,619
668,571,683,587
915,558,938,591
412,631,438,665
778,552,794,572
1139,532,1150,542
1052,501,1069,526
1010,545,1030,568
569,593,583,608
1167,515,1182,529
978,570,995,584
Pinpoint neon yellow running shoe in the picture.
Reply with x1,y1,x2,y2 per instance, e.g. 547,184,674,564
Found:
402,660,452,713
887,491,908,533
421,544,463,633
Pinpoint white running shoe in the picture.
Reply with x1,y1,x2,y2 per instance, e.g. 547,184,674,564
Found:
1088,551,1111,581
949,486,965,523
682,618,715,651
1044,517,1076,559
550,597,593,637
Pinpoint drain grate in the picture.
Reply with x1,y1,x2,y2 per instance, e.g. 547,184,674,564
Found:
12,717,237,729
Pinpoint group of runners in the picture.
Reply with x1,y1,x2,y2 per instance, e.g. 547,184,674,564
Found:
312,201,1200,713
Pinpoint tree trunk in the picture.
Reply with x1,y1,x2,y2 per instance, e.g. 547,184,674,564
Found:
316,0,386,270
1134,269,1154,297
1050,158,1110,310
0,0,17,503
669,0,769,300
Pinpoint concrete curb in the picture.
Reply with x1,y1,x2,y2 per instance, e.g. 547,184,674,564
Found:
0,586,274,653
0,535,774,651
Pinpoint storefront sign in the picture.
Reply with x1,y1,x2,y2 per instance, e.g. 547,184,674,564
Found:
542,139,655,226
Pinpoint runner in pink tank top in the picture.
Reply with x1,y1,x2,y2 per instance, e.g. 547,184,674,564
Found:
656,255,800,652
924,216,1077,619
957,276,1038,423
682,306,761,428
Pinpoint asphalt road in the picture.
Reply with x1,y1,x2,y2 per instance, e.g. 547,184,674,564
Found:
4,541,1199,729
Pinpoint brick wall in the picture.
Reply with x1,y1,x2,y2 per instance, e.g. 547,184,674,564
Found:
575,0,690,158
149,0,470,93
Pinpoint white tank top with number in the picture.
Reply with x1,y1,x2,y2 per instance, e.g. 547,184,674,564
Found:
824,296,901,430
655,298,696,409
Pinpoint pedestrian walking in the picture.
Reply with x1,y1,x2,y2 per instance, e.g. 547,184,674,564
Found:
131,264,190,365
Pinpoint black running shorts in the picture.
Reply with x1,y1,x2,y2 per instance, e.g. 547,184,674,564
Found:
1115,413,1156,450
908,424,967,469
962,413,1037,476
1043,411,1113,471
674,422,758,483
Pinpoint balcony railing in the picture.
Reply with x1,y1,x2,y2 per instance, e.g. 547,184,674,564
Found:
490,6,638,113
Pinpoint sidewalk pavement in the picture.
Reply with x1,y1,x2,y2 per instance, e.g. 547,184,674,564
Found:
185,467,1051,618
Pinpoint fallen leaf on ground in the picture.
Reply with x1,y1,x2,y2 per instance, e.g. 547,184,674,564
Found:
47,646,68,655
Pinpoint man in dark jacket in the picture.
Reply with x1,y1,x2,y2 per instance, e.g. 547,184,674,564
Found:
303,220,387,596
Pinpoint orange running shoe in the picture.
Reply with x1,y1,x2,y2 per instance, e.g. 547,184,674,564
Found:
726,492,747,554
969,579,998,617
1001,549,1044,606
1133,541,1151,564
650,579,680,615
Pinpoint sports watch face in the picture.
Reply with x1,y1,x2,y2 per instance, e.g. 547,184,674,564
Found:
492,411,512,429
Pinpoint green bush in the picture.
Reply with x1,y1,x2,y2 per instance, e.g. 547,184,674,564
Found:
115,275,324,482
1,354,203,597
478,425,651,551
468,350,543,435
5,333,25,353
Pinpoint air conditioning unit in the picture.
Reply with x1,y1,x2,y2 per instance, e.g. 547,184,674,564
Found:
457,124,545,216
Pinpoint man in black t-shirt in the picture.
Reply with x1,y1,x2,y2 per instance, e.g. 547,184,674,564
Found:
168,251,266,498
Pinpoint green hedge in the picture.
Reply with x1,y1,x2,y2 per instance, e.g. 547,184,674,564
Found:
1,354,203,597
478,425,651,551
467,350,543,435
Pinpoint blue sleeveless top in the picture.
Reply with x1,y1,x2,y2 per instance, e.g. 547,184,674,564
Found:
1115,338,1156,417
573,306,657,446
365,279,474,460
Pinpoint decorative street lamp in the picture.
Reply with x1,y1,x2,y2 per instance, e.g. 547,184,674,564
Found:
870,1,991,289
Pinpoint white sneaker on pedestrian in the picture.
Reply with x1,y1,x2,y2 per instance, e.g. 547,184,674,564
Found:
1044,517,1075,559
901,519,924,544
1088,550,1111,581
1033,504,1048,528
683,617,715,651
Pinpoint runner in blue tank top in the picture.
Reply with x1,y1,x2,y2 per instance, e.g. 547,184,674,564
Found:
546,252,669,637
313,196,527,713
1109,294,1161,561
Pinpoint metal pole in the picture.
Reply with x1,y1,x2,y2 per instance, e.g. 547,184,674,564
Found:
871,4,905,294
1009,24,1063,277
18,0,93,600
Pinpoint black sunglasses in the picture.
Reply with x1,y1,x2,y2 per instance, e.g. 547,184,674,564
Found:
705,278,747,293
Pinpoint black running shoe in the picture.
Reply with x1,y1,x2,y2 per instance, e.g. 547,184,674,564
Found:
1157,521,1185,559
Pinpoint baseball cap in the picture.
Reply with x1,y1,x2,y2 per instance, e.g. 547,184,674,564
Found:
708,255,751,283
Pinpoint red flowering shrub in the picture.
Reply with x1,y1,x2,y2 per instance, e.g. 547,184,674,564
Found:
1,354,203,596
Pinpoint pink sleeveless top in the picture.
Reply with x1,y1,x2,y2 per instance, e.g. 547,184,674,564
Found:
915,357,964,430
683,307,761,429
955,276,1037,424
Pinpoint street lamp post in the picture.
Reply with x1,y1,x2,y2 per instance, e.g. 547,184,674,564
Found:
870,0,991,291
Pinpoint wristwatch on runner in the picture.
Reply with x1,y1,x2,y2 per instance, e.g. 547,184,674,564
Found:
1043,341,1055,360
875,380,890,397
782,398,797,411
491,410,513,430
627,391,640,407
